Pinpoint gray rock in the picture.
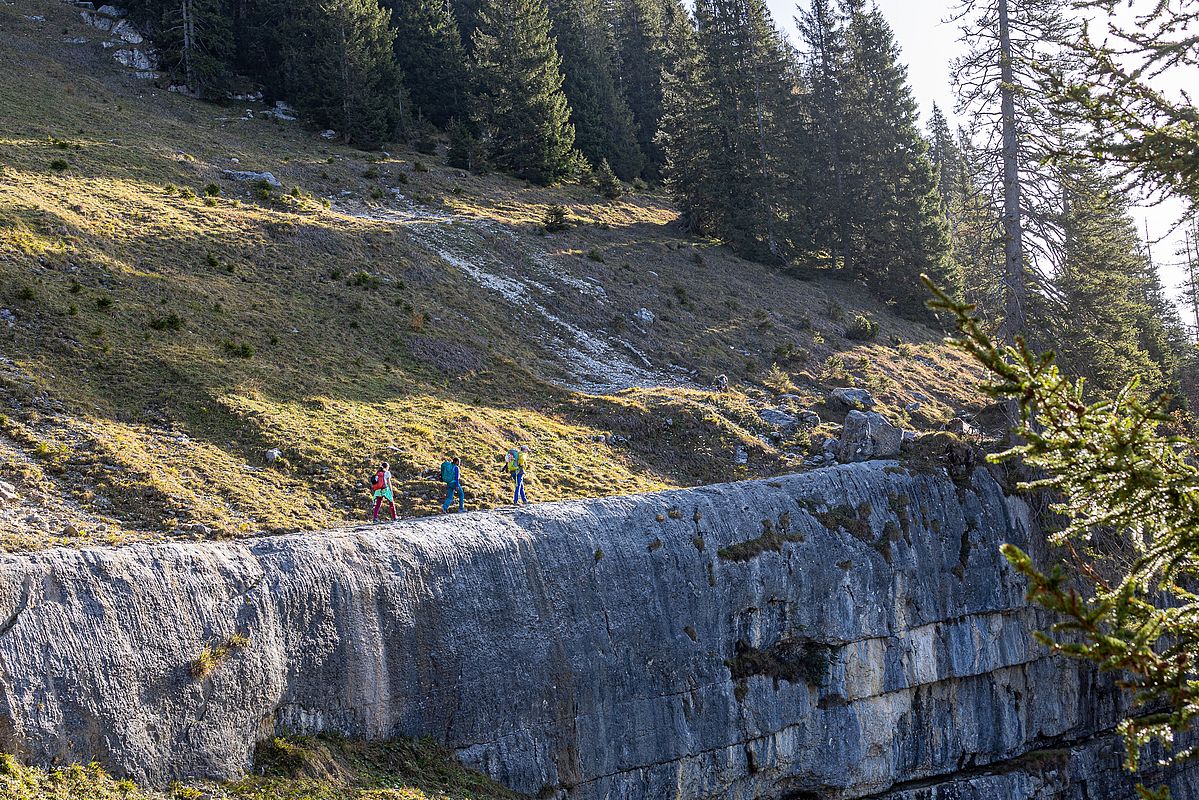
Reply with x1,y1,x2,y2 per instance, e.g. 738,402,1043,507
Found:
945,417,981,437
0,480,18,503
81,9,116,30
634,307,654,325
262,101,297,121
733,444,748,465
1,309,15,327
223,170,282,189
756,408,798,431
63,36,89,44
829,386,876,410
110,18,143,43
904,401,921,413
839,409,902,463
798,410,822,428
713,374,729,391
113,48,156,70
0,467,1194,799
320,129,337,140
265,448,283,464
96,4,127,16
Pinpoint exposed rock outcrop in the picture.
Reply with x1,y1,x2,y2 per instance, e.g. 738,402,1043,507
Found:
0,464,1194,798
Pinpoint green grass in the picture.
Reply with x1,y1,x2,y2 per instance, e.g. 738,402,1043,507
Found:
0,736,527,800
0,0,987,550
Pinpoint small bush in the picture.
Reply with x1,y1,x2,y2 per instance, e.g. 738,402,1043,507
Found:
149,313,184,332
178,186,196,199
846,314,878,341
414,160,429,173
542,204,570,233
95,296,112,311
67,304,78,316
222,339,254,359
395,171,410,184
189,632,250,680
363,165,380,179
164,183,177,194
587,248,605,263
203,196,217,207
15,285,36,301
68,281,82,294
773,341,807,365
347,271,380,289
408,311,428,332
203,183,221,197
369,186,385,200
290,185,302,198
49,158,69,172
205,251,219,268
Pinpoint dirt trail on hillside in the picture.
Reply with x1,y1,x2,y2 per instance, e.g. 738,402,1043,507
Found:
338,196,687,395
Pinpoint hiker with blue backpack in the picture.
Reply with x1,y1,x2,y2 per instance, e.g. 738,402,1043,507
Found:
370,462,398,523
440,456,464,513
504,445,530,505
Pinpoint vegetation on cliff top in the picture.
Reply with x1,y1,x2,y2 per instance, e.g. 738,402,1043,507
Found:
0,737,526,800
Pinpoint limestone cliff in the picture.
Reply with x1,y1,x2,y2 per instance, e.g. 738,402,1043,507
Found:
0,463,1194,798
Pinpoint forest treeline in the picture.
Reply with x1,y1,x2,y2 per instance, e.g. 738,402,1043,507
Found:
127,0,1196,406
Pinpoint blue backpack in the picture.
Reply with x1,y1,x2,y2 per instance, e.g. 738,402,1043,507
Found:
440,461,456,483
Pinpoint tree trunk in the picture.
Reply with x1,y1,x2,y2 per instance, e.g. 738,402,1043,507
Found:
181,0,196,93
996,0,1026,344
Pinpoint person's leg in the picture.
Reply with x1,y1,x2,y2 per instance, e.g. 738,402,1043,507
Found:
517,471,527,504
456,482,464,511
442,484,452,512
372,496,382,521
388,496,397,520
512,472,521,505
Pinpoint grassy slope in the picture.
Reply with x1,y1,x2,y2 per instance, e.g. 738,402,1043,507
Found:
0,0,984,550
0,736,527,799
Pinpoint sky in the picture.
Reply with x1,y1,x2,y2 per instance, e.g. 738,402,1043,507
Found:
763,0,1195,308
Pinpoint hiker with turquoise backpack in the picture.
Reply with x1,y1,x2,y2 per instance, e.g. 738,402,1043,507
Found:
440,456,464,513
504,445,530,505
370,461,397,523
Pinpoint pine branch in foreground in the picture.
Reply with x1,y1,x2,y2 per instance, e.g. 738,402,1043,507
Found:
924,277,1199,799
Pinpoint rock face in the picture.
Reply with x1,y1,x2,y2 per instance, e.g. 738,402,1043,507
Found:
0,464,1195,799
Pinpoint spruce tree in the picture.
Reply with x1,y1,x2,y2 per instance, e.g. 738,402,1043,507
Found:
471,0,576,184
662,0,800,262
385,0,468,127
952,0,1077,341
280,0,407,148
838,2,950,315
547,0,644,180
927,104,961,212
450,0,482,50
795,0,848,270
1051,165,1169,395
612,0,691,180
